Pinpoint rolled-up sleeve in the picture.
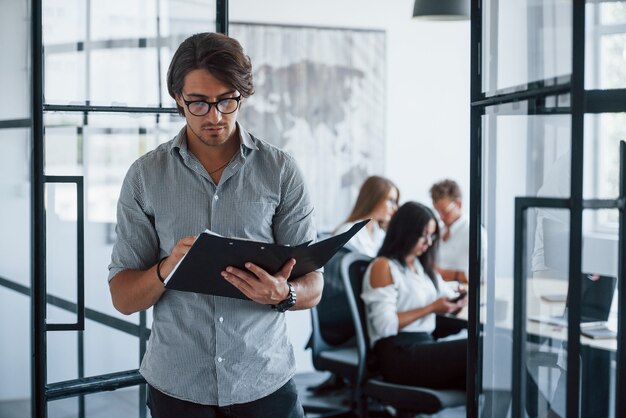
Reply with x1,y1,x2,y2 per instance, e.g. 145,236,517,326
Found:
361,284,399,345
272,154,316,247
108,162,160,282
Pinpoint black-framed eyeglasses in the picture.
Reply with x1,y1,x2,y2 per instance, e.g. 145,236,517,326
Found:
419,232,438,243
438,201,457,217
182,95,242,116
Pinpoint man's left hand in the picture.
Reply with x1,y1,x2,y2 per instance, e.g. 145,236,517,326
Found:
221,258,296,305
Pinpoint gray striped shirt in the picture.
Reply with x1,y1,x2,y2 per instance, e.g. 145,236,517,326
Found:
108,124,316,406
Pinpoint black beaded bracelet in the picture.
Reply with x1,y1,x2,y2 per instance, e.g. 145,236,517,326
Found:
156,257,168,283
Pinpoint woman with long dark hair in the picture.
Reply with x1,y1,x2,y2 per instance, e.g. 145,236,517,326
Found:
361,202,468,389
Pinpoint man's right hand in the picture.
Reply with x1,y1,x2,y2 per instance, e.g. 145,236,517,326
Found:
109,235,196,315
157,236,196,281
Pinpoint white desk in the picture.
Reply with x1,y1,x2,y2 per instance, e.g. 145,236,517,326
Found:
458,276,618,351
459,277,618,417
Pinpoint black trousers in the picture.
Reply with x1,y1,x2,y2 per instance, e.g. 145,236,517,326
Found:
147,379,304,418
374,332,467,390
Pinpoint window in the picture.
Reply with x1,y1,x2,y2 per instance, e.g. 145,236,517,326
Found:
586,1,626,230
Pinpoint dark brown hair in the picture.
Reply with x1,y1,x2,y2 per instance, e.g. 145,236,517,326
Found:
430,179,462,202
378,202,439,288
346,176,399,223
167,32,255,116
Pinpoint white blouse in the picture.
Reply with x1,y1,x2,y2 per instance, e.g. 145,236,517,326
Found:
361,257,454,347
335,220,385,258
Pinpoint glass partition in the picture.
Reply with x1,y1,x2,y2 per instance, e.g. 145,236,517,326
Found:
0,128,32,407
44,112,184,218
0,0,32,409
0,1,31,120
524,208,570,418
482,108,571,282
45,182,79,324
479,107,621,418
42,0,216,107
579,208,619,418
481,0,572,94
0,129,32,288
43,112,184,321
584,113,626,204
0,0,216,416
479,105,571,417
585,1,626,90
474,0,626,416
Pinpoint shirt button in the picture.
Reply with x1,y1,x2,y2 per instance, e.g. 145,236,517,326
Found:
218,357,223,362
214,195,219,201
219,317,224,323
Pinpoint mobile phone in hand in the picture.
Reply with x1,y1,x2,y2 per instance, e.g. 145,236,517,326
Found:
448,292,466,303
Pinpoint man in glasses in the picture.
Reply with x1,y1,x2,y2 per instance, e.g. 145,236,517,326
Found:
430,179,485,283
108,32,321,418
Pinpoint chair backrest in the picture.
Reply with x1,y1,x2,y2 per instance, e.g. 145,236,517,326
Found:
317,246,356,345
340,254,468,416
309,246,355,365
339,253,374,387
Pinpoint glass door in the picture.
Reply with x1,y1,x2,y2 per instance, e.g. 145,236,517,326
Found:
469,1,626,417
0,1,223,417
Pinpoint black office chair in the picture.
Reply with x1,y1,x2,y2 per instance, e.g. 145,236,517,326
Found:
339,252,466,417
309,247,359,379
316,246,360,347
309,306,359,383
305,248,359,417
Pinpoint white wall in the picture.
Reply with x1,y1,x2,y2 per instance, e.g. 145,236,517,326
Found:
231,0,471,205
230,0,470,373
0,0,471,399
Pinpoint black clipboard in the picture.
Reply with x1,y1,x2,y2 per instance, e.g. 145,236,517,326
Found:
164,219,369,300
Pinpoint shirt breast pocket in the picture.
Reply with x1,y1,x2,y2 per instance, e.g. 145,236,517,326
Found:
228,201,276,242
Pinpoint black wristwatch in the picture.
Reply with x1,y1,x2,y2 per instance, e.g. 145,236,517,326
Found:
272,282,296,312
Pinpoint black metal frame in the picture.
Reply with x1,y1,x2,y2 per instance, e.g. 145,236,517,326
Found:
469,0,626,417
467,1,482,416
0,118,32,129
216,0,229,35
31,1,46,416
0,1,227,417
618,141,626,416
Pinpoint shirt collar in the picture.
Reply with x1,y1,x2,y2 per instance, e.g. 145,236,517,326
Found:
447,214,469,234
171,126,188,154
170,122,259,157
238,122,259,152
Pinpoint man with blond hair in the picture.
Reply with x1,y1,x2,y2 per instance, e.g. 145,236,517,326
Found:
430,179,485,283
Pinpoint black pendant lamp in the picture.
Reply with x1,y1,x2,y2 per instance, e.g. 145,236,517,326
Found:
412,0,470,21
